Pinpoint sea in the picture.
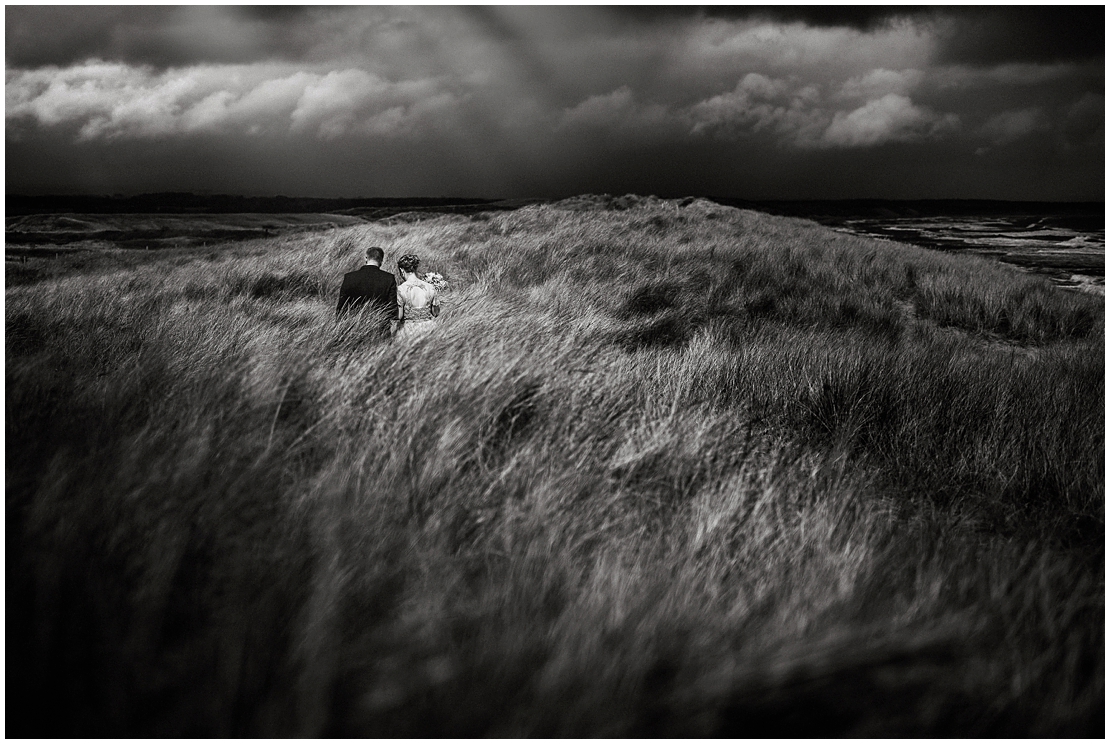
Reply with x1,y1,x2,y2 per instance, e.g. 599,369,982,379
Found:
728,200,1105,294
829,212,1104,293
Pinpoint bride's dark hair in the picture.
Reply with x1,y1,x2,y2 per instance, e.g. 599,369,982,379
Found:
397,254,420,273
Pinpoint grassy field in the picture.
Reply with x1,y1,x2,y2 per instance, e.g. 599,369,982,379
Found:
4,212,370,279
6,195,1103,735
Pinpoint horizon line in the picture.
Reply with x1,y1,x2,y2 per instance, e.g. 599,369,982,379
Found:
6,193,1104,204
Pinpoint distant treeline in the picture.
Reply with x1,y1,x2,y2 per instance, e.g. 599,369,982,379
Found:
6,193,502,216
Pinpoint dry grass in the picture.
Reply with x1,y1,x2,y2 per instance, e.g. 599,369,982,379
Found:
6,196,1103,735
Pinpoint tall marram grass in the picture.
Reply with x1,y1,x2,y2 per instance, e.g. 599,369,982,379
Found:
6,197,1102,735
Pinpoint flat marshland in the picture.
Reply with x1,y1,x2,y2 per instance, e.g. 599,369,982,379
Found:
6,196,1103,735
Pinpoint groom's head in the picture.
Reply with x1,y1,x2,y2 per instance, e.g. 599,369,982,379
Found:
365,246,385,266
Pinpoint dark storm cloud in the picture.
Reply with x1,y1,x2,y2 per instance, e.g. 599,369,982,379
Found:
5,6,1103,200
927,6,1104,65
608,6,918,30
5,5,320,68
613,6,1104,64
6,7,166,68
9,6,1102,70
232,6,312,22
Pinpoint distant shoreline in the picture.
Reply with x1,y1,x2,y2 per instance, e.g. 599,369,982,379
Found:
5,193,505,217
7,194,1103,292
6,192,1103,218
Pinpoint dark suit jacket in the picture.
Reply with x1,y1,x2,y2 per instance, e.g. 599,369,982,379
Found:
336,265,398,331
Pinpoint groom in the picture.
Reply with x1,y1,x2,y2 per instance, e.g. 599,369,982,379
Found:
336,245,397,339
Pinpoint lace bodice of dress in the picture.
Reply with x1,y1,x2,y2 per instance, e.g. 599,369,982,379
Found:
399,278,436,321
405,305,434,321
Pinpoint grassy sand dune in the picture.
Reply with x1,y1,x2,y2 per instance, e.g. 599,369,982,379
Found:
6,196,1103,735
5,212,371,284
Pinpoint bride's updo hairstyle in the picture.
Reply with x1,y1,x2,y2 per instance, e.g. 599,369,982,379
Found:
398,254,421,274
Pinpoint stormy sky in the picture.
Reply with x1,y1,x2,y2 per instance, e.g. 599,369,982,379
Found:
5,5,1104,200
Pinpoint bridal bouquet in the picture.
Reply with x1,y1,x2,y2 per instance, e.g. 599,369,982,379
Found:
422,272,449,291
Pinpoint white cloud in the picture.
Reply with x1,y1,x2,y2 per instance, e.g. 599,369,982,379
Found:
684,18,934,80
6,60,458,140
228,72,316,131
686,74,960,149
289,68,389,137
559,86,636,128
821,93,959,147
688,73,826,144
557,86,676,136
838,68,924,100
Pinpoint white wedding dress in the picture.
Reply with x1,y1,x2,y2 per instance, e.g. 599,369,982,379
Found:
396,277,439,341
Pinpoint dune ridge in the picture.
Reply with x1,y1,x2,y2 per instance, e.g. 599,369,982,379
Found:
6,196,1103,736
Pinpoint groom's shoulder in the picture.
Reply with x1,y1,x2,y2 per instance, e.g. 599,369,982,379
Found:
343,265,394,283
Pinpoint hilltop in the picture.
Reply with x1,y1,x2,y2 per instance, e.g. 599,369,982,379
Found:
6,196,1103,736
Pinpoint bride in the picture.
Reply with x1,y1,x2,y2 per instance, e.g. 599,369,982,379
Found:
394,253,440,341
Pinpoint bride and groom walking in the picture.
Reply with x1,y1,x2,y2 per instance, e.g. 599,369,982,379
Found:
336,246,440,341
